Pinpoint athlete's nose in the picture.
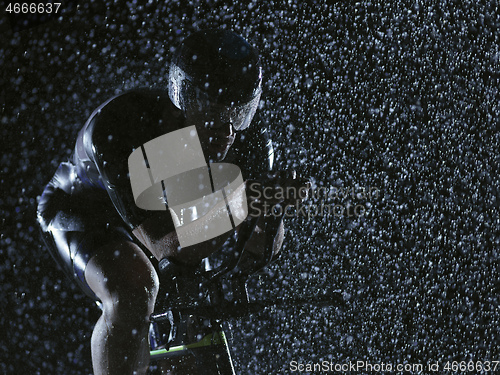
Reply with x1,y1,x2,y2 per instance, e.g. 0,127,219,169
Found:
211,119,234,139
221,121,234,138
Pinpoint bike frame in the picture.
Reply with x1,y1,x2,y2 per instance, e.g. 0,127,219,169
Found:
146,210,344,374
148,215,278,374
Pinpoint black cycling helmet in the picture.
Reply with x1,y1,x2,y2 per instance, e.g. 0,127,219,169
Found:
169,29,262,131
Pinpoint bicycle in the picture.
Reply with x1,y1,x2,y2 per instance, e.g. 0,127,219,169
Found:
146,207,342,374
146,216,344,374
146,214,272,375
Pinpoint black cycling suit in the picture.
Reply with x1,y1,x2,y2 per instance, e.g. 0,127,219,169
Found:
37,88,274,299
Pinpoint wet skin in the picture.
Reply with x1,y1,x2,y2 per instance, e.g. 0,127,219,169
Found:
185,105,236,162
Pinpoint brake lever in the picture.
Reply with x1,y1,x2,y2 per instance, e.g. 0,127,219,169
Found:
200,215,260,282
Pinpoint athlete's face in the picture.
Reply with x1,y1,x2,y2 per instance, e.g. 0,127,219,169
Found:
185,103,236,162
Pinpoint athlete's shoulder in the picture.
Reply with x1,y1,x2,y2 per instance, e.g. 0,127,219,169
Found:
87,88,183,151
103,87,172,110
92,88,183,131
79,88,184,180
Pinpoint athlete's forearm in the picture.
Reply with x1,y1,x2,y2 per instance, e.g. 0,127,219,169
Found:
133,218,233,265
171,228,233,265
133,183,246,264
242,215,284,258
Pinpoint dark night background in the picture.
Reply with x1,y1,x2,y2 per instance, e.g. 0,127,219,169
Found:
1,1,499,374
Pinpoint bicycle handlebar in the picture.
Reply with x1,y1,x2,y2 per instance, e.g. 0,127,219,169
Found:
151,290,344,322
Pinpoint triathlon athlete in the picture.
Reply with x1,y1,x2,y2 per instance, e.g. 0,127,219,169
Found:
37,29,309,375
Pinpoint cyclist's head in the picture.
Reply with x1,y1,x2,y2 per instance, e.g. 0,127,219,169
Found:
168,29,262,133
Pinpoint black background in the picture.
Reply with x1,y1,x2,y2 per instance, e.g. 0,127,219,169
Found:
1,1,499,374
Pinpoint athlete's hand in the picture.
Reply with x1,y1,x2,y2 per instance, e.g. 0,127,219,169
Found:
246,170,311,216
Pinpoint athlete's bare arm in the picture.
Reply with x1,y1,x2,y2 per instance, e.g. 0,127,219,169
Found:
132,212,236,265
133,172,308,266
